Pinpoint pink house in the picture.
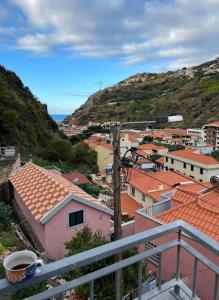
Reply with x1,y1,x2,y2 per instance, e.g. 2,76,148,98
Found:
133,188,219,300
9,163,113,260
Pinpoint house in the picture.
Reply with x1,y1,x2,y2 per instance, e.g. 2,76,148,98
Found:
85,137,113,173
163,148,219,181
203,120,219,149
133,187,219,300
127,169,197,211
120,133,143,156
137,143,168,156
62,172,90,185
9,163,113,260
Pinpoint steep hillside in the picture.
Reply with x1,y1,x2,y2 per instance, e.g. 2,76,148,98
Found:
68,59,219,128
0,66,58,151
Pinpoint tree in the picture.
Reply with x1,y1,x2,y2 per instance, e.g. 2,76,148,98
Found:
49,137,72,161
65,226,149,299
0,202,12,226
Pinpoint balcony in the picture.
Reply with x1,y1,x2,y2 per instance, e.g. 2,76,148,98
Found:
0,220,218,300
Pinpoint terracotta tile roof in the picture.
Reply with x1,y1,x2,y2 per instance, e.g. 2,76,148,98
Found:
136,150,147,157
157,192,219,241
147,188,174,202
156,157,164,165
205,121,219,127
121,192,142,218
138,143,167,151
171,188,198,204
127,168,146,181
146,171,195,186
178,182,212,194
10,163,109,222
129,174,169,195
168,149,219,165
138,157,153,164
160,128,187,135
62,172,90,185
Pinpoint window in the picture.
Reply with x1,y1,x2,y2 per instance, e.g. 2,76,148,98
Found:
171,158,174,164
131,186,135,196
200,168,204,175
166,157,168,162
142,194,145,202
191,165,194,171
183,163,186,169
69,210,83,227
145,242,160,265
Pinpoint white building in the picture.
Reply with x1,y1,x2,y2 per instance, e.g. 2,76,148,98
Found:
163,148,219,182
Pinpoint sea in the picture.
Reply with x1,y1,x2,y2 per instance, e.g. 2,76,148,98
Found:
50,114,68,123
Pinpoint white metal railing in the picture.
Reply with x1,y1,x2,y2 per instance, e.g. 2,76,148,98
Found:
0,220,218,300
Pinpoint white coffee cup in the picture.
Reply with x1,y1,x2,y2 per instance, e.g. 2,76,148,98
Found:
3,250,44,284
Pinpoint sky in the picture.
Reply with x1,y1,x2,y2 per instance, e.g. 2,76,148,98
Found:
0,0,219,114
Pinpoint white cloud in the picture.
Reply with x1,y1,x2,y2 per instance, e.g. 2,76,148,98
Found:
1,0,218,69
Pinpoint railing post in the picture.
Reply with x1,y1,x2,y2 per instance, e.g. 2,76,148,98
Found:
192,257,198,297
138,261,143,299
174,229,182,298
115,269,122,300
89,280,94,300
176,229,181,280
158,253,162,290
213,274,219,300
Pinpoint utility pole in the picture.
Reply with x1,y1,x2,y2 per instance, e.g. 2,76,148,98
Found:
113,128,122,300
112,115,183,299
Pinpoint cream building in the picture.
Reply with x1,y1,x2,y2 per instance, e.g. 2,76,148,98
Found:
163,149,219,182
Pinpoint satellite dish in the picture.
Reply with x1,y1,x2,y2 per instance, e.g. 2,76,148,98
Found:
210,175,219,186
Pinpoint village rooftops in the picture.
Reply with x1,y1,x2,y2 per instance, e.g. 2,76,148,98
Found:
165,148,219,165
137,143,167,151
156,189,219,241
9,163,113,223
62,172,90,185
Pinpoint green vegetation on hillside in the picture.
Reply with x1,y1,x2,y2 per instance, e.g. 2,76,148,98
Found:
35,137,98,174
69,59,219,128
0,65,58,152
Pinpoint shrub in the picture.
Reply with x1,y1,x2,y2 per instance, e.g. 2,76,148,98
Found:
13,282,47,300
0,243,5,255
0,202,13,225
1,238,15,248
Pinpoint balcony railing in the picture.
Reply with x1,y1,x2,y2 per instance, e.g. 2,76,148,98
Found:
0,220,218,300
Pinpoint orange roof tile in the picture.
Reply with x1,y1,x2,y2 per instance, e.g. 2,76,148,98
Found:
168,149,219,165
121,192,142,218
205,121,219,127
171,188,198,204
147,188,174,202
146,171,195,186
10,163,110,222
156,157,164,165
129,174,169,194
160,128,187,135
138,143,167,151
157,193,219,241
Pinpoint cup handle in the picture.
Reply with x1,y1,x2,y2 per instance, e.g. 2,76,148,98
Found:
35,259,44,268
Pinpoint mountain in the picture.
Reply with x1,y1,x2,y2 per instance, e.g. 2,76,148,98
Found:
67,59,219,128
0,65,58,151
